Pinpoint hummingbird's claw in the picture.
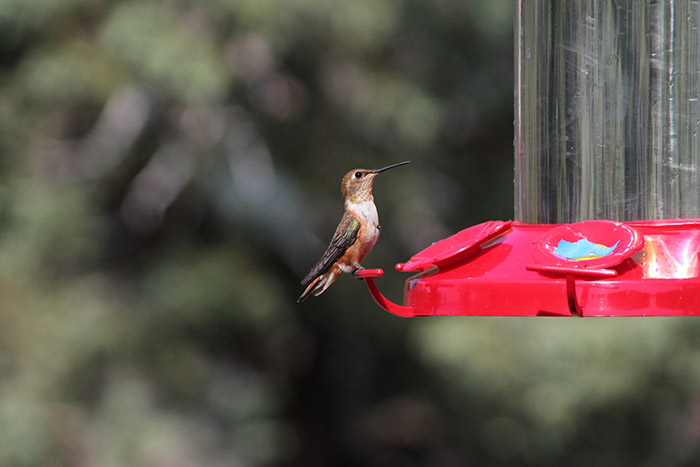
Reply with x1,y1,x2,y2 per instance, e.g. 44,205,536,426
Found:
353,267,365,279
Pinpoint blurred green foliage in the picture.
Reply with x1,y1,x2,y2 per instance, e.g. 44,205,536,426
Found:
1,0,700,466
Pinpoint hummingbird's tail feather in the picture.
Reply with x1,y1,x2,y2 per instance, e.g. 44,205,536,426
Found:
297,269,342,302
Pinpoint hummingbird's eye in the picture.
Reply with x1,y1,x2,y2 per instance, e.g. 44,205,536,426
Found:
355,172,363,178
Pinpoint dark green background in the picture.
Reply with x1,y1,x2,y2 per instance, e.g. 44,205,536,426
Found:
0,1,699,465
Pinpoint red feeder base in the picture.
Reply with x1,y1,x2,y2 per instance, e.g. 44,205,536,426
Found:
360,219,700,317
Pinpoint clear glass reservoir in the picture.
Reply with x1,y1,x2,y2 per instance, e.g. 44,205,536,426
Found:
515,0,700,223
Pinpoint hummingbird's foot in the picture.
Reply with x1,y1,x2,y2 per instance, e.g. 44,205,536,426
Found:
353,267,365,279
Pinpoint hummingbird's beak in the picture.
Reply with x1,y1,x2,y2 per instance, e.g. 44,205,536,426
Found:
371,161,411,174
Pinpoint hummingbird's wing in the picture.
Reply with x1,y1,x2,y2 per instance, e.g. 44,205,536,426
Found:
301,212,361,286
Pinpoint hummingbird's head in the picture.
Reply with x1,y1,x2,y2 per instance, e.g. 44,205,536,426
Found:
341,161,411,203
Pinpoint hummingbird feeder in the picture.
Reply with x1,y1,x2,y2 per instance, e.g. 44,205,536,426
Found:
362,0,700,316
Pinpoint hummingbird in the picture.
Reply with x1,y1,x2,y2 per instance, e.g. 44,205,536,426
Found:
297,161,411,302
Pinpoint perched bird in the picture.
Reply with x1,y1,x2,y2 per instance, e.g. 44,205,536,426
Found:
298,161,411,302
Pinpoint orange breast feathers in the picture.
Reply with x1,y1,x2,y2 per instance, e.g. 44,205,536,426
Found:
342,199,380,270
338,221,379,272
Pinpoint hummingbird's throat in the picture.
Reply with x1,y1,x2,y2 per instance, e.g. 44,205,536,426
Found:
348,179,376,203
